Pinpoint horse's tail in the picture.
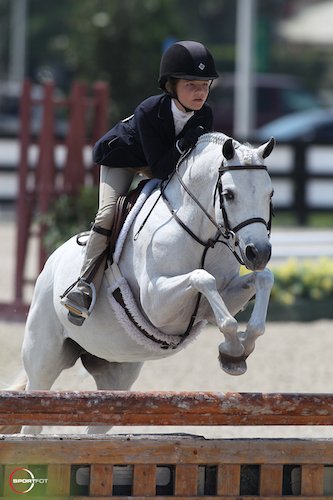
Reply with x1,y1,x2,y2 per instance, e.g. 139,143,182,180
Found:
0,370,27,434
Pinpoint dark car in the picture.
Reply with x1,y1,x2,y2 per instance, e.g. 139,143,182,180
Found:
0,81,68,138
209,73,323,136
252,107,333,143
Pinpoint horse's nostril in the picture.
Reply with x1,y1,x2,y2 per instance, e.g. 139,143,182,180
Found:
246,244,257,262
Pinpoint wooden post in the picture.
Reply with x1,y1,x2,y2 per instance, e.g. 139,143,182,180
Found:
92,81,109,143
63,81,87,192
11,79,109,312
36,81,56,268
15,79,32,302
293,141,307,225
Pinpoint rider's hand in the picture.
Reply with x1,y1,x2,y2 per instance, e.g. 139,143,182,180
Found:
177,126,206,153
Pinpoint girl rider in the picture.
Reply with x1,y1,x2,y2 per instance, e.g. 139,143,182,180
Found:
61,40,219,325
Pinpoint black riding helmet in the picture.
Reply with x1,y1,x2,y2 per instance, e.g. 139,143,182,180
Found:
158,40,219,91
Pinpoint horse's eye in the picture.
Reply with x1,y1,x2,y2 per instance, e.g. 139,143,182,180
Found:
223,189,234,201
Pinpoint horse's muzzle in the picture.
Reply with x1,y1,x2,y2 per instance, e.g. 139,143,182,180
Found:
243,241,272,271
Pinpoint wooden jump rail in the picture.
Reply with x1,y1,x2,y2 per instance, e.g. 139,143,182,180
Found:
0,390,333,426
0,391,333,498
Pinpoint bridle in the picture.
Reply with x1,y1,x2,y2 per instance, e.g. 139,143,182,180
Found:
160,155,273,266
217,164,273,242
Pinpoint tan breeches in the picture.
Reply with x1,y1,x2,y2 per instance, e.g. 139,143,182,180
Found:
80,165,145,289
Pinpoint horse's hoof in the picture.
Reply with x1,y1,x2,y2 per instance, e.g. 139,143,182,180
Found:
218,351,247,376
237,331,255,358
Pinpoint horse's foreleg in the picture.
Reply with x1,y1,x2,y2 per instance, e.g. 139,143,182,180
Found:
144,269,247,374
191,268,270,376
211,272,258,318
208,268,273,373
239,268,274,357
145,270,243,357
188,270,244,359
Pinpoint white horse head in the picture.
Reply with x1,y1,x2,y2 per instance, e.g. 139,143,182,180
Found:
3,132,276,435
216,135,274,270
167,133,275,271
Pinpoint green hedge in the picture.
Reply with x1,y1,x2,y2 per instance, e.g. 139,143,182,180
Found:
270,257,333,305
239,258,333,322
39,186,98,254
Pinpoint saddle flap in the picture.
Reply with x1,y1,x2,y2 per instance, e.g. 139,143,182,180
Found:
109,179,150,256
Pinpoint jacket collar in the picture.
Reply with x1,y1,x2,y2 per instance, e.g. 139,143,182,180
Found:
157,94,173,120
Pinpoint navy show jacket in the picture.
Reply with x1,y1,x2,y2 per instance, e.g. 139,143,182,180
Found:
93,94,213,180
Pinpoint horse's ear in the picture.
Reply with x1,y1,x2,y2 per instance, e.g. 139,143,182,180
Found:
222,138,235,160
258,137,275,159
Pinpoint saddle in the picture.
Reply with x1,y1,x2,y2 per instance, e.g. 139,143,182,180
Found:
76,178,152,269
109,179,150,257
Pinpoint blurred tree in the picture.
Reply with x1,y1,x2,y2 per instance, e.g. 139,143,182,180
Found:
24,0,237,123
0,0,10,80
65,0,185,121
26,0,78,87
3,0,329,126
176,0,236,68
256,0,329,92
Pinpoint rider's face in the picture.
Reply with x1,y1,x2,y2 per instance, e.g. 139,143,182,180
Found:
175,79,210,111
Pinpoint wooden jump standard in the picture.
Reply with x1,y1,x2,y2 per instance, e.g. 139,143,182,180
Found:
0,391,333,497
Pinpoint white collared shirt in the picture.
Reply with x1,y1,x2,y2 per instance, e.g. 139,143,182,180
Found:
171,99,194,136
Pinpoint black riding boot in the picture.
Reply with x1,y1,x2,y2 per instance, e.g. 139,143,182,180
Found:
61,225,111,326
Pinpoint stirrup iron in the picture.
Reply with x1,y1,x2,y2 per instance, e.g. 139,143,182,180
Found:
61,280,97,319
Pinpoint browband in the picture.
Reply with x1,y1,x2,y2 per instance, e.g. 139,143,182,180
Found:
219,165,268,173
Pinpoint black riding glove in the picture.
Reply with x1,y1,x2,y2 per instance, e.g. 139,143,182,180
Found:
177,126,206,153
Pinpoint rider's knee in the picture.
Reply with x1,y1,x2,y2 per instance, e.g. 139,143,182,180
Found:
94,204,116,229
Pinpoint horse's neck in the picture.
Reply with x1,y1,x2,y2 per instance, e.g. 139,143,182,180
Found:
158,149,219,248
170,152,217,221
178,145,219,196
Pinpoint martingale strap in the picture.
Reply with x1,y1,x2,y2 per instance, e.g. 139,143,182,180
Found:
160,188,216,247
112,288,173,349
